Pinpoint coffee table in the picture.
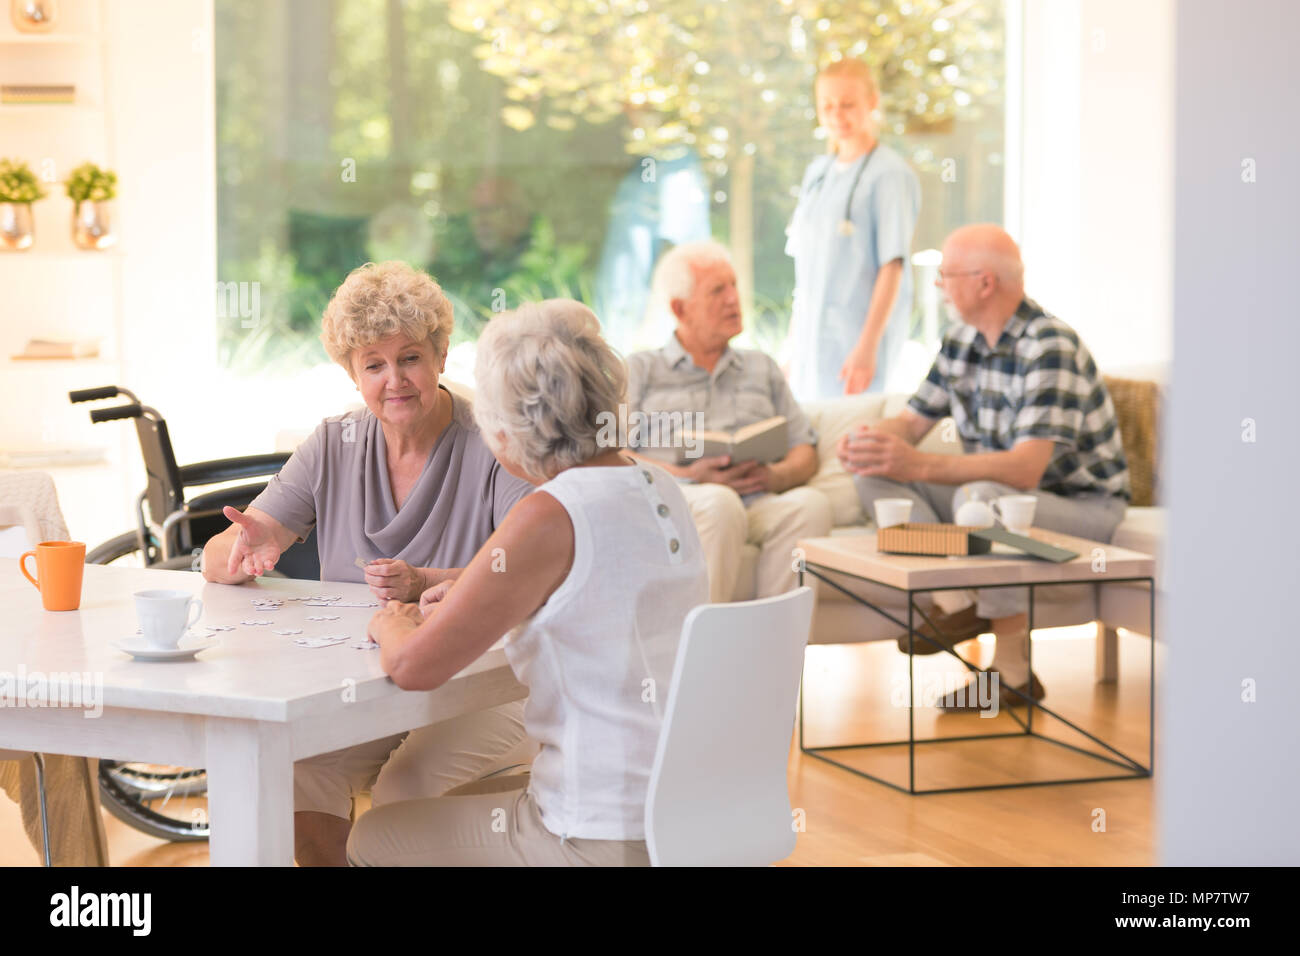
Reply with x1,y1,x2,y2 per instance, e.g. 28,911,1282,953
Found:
795,530,1155,794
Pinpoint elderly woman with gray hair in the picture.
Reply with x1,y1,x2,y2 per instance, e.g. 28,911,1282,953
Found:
201,261,535,866
347,299,708,866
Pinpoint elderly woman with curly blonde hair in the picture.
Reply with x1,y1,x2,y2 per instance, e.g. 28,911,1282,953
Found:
346,299,708,867
201,260,535,866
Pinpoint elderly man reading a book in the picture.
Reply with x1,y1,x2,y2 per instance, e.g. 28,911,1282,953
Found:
625,240,832,602
837,224,1131,710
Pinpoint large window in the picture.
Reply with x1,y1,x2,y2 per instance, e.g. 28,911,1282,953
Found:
216,0,1006,385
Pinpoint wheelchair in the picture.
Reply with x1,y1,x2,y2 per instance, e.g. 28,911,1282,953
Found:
70,385,321,842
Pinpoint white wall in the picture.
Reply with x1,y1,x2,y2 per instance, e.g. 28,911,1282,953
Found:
102,0,354,496
107,0,218,413
1018,0,1173,371
1160,0,1300,865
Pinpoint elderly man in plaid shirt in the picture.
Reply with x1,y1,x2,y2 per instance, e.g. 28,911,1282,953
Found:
837,224,1130,710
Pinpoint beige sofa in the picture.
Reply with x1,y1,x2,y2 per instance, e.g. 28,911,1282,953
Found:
728,386,1164,684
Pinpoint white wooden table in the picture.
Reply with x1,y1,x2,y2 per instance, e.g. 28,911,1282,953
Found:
0,560,525,866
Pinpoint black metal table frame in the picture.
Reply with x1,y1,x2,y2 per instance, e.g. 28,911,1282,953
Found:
797,562,1155,794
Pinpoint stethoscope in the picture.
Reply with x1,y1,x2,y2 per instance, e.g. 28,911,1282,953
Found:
799,145,879,237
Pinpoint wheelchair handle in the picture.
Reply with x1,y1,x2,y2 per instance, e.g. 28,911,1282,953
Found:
69,385,123,404
90,403,144,423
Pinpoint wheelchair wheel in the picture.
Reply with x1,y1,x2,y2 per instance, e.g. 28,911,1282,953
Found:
87,531,207,572
85,530,179,569
98,761,210,842
86,531,149,567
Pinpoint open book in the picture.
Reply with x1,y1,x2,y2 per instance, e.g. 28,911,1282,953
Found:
683,416,788,465
11,338,101,360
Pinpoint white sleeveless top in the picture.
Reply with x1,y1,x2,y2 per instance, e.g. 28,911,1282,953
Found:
503,459,708,841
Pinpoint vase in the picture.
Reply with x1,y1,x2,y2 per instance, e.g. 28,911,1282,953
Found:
10,0,57,32
71,199,116,251
0,202,35,251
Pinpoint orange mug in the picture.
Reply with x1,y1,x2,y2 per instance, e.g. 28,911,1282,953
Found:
19,540,86,611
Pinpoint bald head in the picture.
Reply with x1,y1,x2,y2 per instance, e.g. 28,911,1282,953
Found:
937,224,1027,337
943,224,1024,289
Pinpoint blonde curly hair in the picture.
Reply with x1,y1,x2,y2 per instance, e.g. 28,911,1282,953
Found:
319,261,454,375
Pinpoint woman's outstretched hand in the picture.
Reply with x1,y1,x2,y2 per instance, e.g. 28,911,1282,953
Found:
223,505,284,578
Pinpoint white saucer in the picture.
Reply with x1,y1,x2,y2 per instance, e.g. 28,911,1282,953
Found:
113,635,219,662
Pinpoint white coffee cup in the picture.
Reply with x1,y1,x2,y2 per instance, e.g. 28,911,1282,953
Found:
874,498,914,529
954,499,996,528
992,495,1037,535
134,589,204,649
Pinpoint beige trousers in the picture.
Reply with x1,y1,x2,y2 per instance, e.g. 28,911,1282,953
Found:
294,698,536,819
679,483,833,602
346,773,650,867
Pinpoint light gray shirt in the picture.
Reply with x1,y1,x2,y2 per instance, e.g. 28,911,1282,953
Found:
625,333,818,455
250,385,533,582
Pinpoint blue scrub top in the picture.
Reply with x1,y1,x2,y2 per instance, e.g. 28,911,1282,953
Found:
784,143,920,401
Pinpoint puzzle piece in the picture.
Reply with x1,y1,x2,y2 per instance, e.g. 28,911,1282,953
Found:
273,628,303,636
350,640,379,650
293,636,348,648
331,600,379,608
306,614,340,622
241,619,273,626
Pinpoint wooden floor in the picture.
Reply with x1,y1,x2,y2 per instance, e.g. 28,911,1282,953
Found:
0,625,1158,867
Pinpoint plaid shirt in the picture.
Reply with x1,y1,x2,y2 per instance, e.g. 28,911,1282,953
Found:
908,298,1131,501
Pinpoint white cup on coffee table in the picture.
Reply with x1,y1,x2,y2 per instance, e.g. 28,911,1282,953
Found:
135,589,204,649
873,498,914,529
992,495,1038,535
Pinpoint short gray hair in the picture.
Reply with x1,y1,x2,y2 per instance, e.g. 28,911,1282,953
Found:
648,240,734,321
473,299,628,481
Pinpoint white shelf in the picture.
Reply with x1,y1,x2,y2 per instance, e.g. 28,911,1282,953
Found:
0,104,103,116
2,362,120,379
0,448,108,469
0,33,101,44
0,249,123,261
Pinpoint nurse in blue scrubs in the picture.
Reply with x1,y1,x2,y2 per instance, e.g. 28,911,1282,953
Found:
784,58,921,400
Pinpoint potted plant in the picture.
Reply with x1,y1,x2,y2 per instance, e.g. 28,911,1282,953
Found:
66,161,118,250
10,1,58,34
0,158,47,251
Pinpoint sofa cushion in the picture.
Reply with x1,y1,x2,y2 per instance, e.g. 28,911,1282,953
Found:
803,395,884,527
1103,375,1161,507
1110,506,1164,562
803,393,961,527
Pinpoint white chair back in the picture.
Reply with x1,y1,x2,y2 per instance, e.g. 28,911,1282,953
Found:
0,502,44,558
1,504,43,755
0,470,70,553
644,586,815,866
